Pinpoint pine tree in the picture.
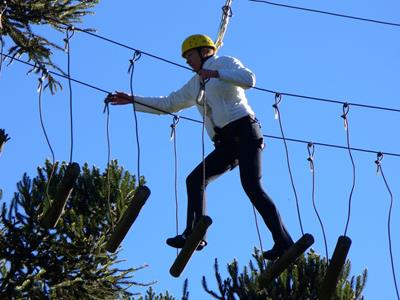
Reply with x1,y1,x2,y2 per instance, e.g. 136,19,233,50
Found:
0,0,99,93
202,248,367,300
0,160,170,299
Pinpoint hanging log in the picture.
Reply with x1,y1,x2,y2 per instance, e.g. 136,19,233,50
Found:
170,216,213,278
106,185,151,253
319,235,352,300
40,162,80,229
259,233,315,287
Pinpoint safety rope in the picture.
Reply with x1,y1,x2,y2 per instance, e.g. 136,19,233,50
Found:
37,69,56,199
128,50,142,185
170,115,180,257
0,0,6,75
64,26,75,164
341,103,356,237
273,93,305,235
375,153,400,300
307,143,328,259
198,80,208,215
103,100,115,230
214,0,233,51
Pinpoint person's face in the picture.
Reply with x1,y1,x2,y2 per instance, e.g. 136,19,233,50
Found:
184,49,202,71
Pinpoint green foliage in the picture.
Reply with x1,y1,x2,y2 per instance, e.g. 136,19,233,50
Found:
0,0,99,93
202,248,367,300
0,160,151,299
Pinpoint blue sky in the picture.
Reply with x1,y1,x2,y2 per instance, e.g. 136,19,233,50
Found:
1,0,400,298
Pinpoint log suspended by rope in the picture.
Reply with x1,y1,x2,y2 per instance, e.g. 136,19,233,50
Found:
170,216,213,278
106,185,151,253
259,233,315,286
40,162,80,229
319,235,352,300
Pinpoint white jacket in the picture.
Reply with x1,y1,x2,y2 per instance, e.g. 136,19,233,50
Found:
134,55,256,138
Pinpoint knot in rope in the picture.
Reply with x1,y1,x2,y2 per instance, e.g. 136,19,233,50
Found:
222,4,233,17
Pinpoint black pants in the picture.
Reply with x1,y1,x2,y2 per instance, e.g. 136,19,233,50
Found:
185,115,293,248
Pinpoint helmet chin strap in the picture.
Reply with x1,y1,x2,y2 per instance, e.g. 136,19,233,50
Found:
196,48,212,69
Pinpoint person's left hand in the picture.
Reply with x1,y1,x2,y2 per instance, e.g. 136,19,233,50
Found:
197,69,219,81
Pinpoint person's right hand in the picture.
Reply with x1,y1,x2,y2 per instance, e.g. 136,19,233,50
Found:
105,91,133,105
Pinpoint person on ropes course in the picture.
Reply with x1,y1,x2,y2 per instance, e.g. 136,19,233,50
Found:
106,34,294,260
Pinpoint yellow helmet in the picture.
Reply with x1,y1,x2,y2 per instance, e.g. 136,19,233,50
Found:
181,34,216,57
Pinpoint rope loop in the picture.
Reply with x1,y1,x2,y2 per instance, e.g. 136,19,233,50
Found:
63,26,76,52
37,67,49,92
375,151,384,174
170,115,180,141
307,142,315,172
128,50,142,73
273,92,282,119
341,102,350,130
103,94,112,114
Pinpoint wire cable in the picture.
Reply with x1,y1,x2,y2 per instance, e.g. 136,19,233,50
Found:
273,93,304,235
375,153,400,300
248,0,400,28
341,103,356,237
64,26,75,164
36,18,400,116
128,51,142,183
5,53,400,159
253,87,400,114
307,143,328,259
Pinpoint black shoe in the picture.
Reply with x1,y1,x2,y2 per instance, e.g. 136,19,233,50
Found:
166,233,207,251
263,242,293,261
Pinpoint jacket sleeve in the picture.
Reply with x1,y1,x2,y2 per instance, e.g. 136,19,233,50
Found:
216,56,256,89
133,76,199,115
